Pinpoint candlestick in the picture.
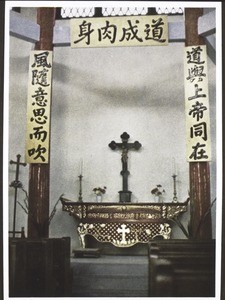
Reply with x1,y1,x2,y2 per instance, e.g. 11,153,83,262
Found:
172,174,178,203
78,174,83,202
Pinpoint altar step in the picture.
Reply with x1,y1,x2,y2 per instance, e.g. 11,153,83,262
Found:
70,255,149,297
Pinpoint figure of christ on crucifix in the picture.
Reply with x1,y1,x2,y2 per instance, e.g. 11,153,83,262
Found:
109,132,142,203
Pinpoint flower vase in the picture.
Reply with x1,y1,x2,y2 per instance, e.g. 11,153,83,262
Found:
96,194,102,203
156,195,164,203
154,195,160,202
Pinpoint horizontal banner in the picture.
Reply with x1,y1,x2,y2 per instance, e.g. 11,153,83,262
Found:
71,15,168,48
25,50,52,164
184,45,211,162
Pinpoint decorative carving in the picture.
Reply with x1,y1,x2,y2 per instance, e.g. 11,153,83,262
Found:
159,223,172,239
113,213,135,219
77,223,87,248
83,205,87,218
162,205,167,218
62,204,75,215
167,205,187,218
88,213,110,219
76,222,169,248
61,199,188,220
77,205,83,218
60,197,188,248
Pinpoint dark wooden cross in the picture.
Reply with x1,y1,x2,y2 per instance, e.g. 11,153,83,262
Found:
108,132,142,203
9,154,27,238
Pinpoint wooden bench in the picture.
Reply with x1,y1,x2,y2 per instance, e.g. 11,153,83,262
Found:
148,239,215,297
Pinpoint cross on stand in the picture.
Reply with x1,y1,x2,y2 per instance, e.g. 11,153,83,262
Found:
109,132,142,203
9,154,27,238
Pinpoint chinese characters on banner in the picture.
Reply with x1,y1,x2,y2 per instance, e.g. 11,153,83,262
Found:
25,50,52,163
71,15,168,48
184,45,211,162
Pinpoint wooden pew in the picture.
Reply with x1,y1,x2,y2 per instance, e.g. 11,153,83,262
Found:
9,237,73,297
148,239,215,297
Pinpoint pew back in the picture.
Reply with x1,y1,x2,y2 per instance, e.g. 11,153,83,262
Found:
148,239,215,297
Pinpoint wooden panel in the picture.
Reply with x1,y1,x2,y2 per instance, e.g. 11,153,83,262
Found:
9,238,72,297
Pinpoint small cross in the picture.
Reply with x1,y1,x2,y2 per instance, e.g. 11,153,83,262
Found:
10,154,27,183
117,224,130,244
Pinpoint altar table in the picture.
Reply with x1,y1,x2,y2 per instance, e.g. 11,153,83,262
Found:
60,197,189,248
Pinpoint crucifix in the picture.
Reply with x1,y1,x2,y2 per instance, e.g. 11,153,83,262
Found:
109,132,142,203
9,154,27,238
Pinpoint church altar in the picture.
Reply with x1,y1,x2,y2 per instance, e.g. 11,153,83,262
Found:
60,197,189,248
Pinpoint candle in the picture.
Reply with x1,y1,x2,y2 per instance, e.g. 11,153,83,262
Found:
80,159,83,175
172,157,177,176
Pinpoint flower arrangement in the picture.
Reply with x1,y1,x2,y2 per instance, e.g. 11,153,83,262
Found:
151,184,165,196
93,186,107,195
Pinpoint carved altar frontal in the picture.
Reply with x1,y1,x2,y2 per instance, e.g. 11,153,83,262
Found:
61,198,188,248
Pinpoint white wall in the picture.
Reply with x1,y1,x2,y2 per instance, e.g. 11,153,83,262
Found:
8,8,217,251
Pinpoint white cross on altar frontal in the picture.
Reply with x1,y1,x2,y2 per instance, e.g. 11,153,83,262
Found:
117,224,130,244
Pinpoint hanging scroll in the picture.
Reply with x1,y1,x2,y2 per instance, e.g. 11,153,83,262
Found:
70,15,168,48
184,45,211,162
25,50,53,163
